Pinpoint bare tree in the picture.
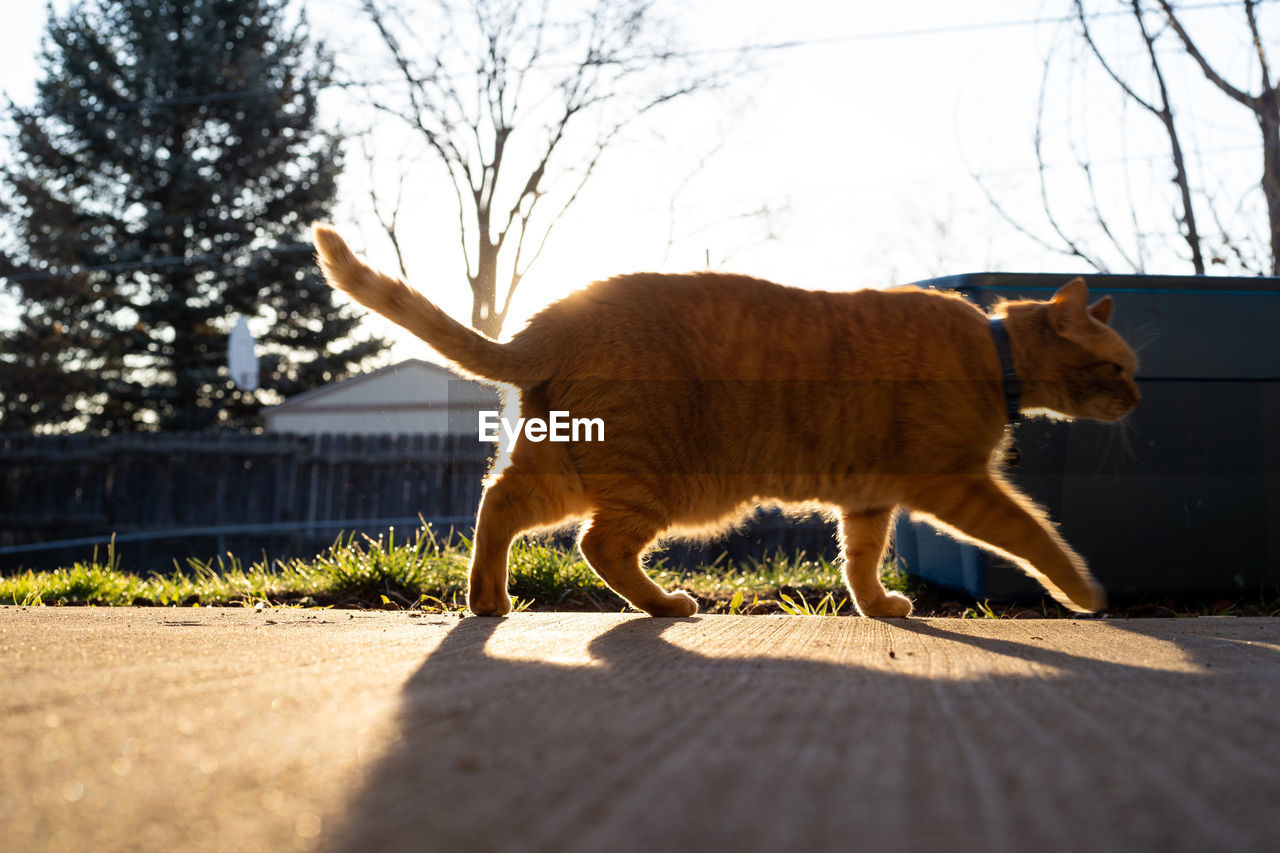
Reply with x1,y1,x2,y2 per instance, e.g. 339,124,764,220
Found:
976,1,1278,276
657,135,789,270
348,0,731,337
1076,0,1204,273
1157,0,1280,275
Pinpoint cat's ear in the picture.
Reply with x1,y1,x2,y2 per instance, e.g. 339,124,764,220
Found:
1088,295,1115,325
1048,277,1091,338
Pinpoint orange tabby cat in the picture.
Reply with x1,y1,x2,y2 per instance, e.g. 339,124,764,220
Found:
313,225,1140,618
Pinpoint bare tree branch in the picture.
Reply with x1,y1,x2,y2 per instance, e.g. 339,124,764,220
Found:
1034,40,1110,271
1119,99,1150,272
1074,0,1203,272
359,131,411,280
975,2,1280,274
1074,0,1157,113
1245,0,1273,93
1202,181,1267,273
357,1,484,289
963,53,1092,270
1156,0,1280,273
1131,0,1203,272
356,0,738,335
1156,0,1255,108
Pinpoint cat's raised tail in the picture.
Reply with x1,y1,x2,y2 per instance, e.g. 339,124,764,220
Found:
312,223,526,383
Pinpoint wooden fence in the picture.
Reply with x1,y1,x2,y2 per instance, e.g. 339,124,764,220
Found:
0,432,493,573
0,431,841,575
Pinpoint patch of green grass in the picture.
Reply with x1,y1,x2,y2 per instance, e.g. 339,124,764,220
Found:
506,537,623,610
6,530,1278,618
880,554,925,597
1,528,471,610
3,540,182,606
286,527,470,608
777,590,849,616
6,559,145,606
961,599,1002,620
3,533,903,614
657,549,852,614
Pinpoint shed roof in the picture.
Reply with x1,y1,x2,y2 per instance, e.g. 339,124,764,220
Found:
261,358,500,416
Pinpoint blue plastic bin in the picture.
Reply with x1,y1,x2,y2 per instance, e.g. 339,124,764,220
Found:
896,272,1280,601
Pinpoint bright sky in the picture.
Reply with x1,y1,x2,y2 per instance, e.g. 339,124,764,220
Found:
2,1,1274,364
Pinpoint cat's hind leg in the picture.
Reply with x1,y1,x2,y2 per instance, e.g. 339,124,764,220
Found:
840,508,913,618
469,469,584,616
578,510,698,617
904,474,1105,613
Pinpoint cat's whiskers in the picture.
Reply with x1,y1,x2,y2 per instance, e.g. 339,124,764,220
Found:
1129,321,1163,361
1116,414,1142,466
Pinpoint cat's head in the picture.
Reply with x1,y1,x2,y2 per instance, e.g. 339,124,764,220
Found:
1014,278,1142,422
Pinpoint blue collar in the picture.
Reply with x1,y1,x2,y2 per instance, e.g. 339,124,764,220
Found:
988,317,1021,424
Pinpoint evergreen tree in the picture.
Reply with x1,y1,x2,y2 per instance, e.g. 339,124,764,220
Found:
0,0,386,432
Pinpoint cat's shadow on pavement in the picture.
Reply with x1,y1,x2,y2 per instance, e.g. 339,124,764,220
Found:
324,614,1279,853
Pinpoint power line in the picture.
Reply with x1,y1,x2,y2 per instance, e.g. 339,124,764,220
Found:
691,0,1276,56
3,242,313,284
18,0,1273,121
5,132,1270,283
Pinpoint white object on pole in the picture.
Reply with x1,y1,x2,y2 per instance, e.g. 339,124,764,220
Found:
228,315,260,391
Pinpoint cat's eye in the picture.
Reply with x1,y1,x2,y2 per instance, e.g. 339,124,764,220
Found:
1097,361,1123,376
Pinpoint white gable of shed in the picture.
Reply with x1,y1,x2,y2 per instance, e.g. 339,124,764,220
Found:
262,359,502,436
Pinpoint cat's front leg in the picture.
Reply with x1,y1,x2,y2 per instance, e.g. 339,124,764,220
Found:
904,475,1106,613
839,508,913,618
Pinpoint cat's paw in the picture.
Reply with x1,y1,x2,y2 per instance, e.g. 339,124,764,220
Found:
468,591,514,617
1059,578,1107,614
647,590,699,618
858,592,914,619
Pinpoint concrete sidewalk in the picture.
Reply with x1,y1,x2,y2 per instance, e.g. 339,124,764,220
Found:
2,608,1278,852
